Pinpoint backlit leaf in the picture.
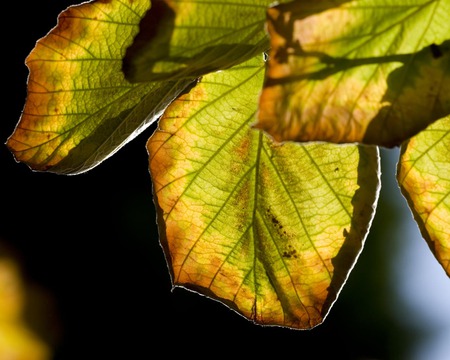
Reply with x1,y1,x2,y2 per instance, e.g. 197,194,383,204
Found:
148,55,380,329
256,0,450,147
397,116,450,277
123,0,290,82
7,0,193,174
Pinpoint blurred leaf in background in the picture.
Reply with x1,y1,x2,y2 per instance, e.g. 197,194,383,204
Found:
0,244,53,360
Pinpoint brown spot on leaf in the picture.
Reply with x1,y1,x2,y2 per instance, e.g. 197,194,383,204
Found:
282,245,298,259
234,134,252,163
430,44,443,59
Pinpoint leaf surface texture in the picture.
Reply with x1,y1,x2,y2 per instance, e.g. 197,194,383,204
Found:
256,0,450,147
148,55,381,329
398,116,450,276
123,0,291,82
7,0,193,174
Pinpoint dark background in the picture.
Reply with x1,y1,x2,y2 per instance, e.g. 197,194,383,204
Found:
1,1,439,359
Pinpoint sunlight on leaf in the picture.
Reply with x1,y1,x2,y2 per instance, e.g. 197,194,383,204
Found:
148,55,380,329
256,0,450,147
7,0,193,174
397,116,450,277
123,0,291,82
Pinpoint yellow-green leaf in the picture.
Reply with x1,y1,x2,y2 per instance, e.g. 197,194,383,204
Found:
397,116,450,277
7,0,193,174
123,0,290,82
256,0,450,147
148,55,380,329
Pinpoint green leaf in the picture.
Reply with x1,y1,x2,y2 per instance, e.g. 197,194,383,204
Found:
6,0,193,174
123,0,289,82
256,0,450,147
397,116,450,277
148,55,380,329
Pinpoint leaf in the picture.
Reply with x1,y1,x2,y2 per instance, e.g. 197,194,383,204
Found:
256,0,450,147
397,116,450,277
6,0,194,174
0,258,51,359
148,55,380,329
123,0,290,82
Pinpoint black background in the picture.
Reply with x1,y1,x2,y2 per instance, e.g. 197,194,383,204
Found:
1,1,423,359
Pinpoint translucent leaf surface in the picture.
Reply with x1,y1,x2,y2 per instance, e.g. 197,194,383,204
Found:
397,116,450,277
256,0,450,147
123,0,290,82
148,55,380,329
7,0,193,174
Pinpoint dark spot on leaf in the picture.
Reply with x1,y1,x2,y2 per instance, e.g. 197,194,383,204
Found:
430,44,443,59
282,245,298,259
270,213,283,230
334,167,339,172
